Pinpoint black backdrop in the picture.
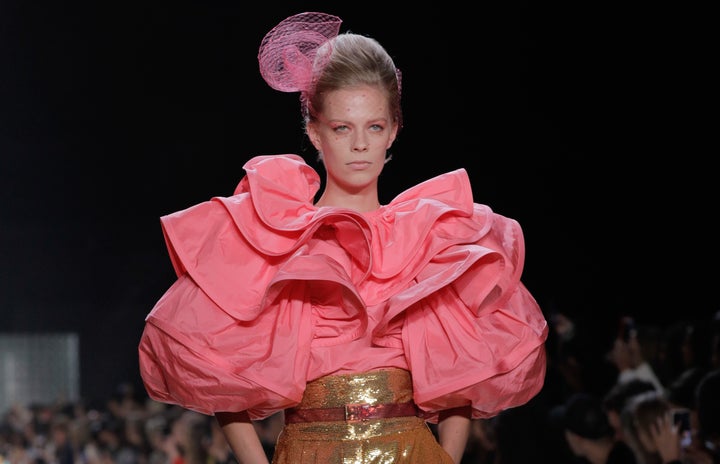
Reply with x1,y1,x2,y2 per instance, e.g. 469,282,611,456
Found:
1,1,715,403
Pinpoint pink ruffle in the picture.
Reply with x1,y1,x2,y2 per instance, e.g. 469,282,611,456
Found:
138,154,548,420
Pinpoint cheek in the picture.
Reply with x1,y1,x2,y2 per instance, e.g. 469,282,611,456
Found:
315,133,340,151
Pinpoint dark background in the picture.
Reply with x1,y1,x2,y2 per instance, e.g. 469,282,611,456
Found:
1,2,715,403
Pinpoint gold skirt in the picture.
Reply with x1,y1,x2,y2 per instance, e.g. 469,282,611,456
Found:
271,368,454,464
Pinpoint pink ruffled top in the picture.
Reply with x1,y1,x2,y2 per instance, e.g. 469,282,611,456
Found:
138,154,548,422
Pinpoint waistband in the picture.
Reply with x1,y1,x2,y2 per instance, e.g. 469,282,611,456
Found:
297,368,414,408
285,368,417,424
284,401,419,424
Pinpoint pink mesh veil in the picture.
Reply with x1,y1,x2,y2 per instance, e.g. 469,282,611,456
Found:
257,12,342,93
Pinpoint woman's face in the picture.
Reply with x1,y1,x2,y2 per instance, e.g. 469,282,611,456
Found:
307,84,398,196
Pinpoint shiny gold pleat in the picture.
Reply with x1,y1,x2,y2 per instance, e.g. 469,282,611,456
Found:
271,369,454,464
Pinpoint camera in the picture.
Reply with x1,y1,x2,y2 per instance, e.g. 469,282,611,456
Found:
673,409,691,432
673,409,692,448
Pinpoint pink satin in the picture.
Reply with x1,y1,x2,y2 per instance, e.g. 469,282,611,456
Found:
138,154,548,422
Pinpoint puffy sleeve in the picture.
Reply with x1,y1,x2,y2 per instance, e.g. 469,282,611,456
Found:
401,213,547,422
362,171,549,422
138,154,369,418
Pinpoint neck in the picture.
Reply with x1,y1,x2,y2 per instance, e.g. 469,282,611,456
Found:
314,192,381,212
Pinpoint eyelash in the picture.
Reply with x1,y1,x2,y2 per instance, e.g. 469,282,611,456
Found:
333,124,384,133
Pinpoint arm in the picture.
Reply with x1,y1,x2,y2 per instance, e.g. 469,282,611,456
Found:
437,407,472,464
215,411,271,464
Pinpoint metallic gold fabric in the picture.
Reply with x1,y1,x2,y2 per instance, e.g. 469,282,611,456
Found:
272,369,454,464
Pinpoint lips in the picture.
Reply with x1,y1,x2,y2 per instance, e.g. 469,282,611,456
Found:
347,161,372,170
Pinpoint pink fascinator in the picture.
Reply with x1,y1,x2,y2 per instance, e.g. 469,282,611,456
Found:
258,12,342,93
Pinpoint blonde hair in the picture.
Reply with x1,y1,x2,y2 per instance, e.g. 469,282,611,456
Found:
303,33,402,132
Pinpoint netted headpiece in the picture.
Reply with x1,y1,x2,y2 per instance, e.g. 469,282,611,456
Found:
258,12,342,93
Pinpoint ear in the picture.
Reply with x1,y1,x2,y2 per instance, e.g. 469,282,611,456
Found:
306,122,322,151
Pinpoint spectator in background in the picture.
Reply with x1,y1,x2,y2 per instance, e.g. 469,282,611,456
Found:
654,318,714,391
560,392,637,464
603,379,657,442
606,316,664,393
49,416,75,464
685,368,720,463
92,415,142,464
710,311,720,370
621,390,683,464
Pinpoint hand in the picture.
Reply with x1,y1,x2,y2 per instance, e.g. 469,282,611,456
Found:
682,438,715,464
649,413,681,463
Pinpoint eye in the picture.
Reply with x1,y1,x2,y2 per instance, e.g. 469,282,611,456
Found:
333,125,349,133
369,124,384,132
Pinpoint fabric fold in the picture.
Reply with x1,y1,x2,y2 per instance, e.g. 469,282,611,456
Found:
138,154,547,420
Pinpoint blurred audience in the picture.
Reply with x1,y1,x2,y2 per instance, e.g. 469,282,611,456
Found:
690,368,720,463
606,317,664,393
558,392,637,463
603,379,657,442
621,390,683,464
2,311,719,464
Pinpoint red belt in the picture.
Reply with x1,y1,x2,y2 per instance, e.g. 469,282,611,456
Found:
284,401,419,424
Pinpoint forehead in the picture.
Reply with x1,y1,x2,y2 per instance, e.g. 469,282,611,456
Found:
320,85,391,120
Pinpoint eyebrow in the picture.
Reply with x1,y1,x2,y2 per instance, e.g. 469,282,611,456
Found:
317,116,390,125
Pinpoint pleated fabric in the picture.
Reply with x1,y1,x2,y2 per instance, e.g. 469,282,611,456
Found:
138,154,548,423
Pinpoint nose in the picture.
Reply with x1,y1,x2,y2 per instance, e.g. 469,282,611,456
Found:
352,135,369,152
